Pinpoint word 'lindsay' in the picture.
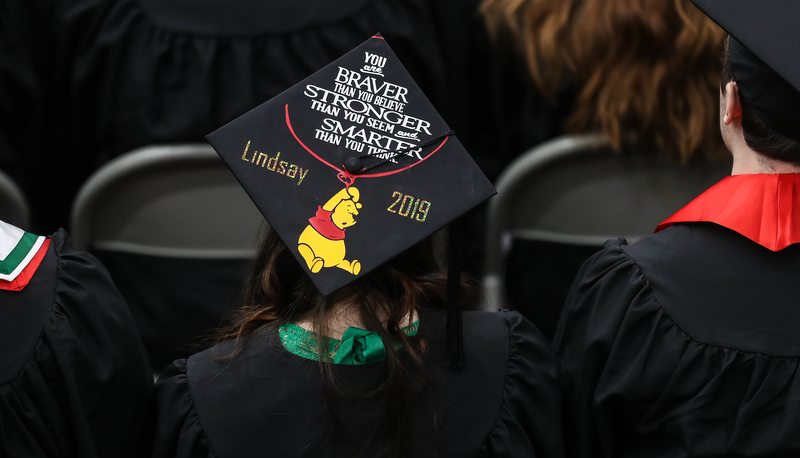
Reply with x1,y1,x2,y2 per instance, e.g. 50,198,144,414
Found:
241,141,308,185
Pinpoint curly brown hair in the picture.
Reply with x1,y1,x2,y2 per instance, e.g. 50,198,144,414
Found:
481,0,728,162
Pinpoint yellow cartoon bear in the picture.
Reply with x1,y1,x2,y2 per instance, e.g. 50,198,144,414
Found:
298,186,362,275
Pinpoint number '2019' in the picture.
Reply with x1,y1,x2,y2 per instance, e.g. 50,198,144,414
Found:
387,191,431,222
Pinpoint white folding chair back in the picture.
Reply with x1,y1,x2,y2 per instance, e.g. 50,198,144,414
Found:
71,144,265,257
483,134,730,310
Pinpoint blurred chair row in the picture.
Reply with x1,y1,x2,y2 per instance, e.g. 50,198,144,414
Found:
70,144,264,258
483,135,729,310
0,135,729,368
482,135,729,339
69,144,266,372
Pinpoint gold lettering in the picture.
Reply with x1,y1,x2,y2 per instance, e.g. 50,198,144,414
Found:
267,152,280,171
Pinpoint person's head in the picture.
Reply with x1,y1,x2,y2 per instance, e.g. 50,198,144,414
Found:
219,227,468,346
481,0,727,162
720,40,800,166
214,227,475,457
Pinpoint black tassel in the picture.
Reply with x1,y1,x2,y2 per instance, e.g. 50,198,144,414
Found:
442,217,465,370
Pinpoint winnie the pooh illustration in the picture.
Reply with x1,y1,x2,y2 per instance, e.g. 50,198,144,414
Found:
298,186,362,275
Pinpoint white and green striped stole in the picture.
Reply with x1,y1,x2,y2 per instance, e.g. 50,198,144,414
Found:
0,220,46,282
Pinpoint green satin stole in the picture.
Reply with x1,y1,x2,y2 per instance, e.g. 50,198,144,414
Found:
278,321,420,365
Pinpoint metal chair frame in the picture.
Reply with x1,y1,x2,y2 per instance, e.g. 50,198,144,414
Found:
482,134,730,310
70,144,265,258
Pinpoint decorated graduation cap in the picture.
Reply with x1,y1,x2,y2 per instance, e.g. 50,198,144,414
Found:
692,0,800,141
207,34,495,366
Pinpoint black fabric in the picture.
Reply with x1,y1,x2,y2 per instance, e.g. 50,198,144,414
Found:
136,0,374,35
152,310,563,457
0,233,58,381
93,251,248,373
729,37,800,143
692,0,800,143
554,224,800,458
0,0,52,206
506,240,601,342
0,229,153,458
0,0,557,234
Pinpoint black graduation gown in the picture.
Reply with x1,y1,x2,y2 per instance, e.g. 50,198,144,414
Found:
152,310,564,457
554,223,800,457
0,229,153,458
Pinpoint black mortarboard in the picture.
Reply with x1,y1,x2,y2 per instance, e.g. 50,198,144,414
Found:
692,0,800,141
206,35,495,366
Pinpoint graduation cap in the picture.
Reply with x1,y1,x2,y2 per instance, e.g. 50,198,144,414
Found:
207,34,495,367
692,0,800,142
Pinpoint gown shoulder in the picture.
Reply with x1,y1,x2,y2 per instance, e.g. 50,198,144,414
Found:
478,310,564,458
153,310,564,457
0,228,153,458
153,359,217,458
555,228,800,457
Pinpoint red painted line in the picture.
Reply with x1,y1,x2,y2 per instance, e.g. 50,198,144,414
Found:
285,104,448,180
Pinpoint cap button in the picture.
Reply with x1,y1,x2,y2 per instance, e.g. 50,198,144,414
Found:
344,157,363,174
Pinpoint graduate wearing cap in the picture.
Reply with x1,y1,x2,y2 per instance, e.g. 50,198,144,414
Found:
554,2,800,456
0,220,153,457
151,36,563,458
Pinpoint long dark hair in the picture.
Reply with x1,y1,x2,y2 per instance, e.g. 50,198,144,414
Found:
214,227,478,457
